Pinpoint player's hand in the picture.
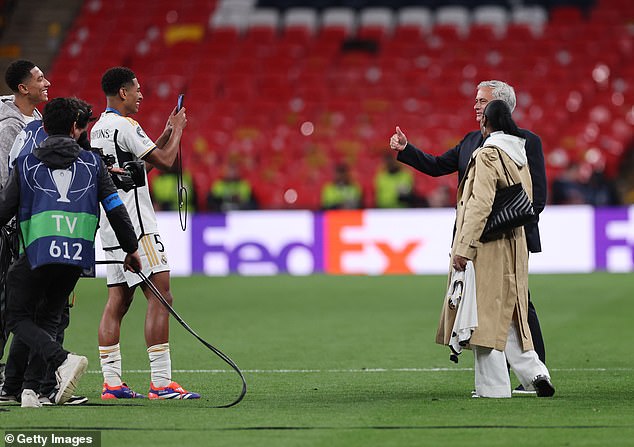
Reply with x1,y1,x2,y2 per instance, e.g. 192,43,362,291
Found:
124,251,142,273
168,107,187,131
390,126,407,152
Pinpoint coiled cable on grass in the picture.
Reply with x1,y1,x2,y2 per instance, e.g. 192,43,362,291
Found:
96,260,247,407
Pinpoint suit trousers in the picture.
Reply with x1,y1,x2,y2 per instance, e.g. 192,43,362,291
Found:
527,290,546,363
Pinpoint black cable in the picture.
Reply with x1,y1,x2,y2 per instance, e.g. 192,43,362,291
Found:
95,261,247,407
176,139,187,231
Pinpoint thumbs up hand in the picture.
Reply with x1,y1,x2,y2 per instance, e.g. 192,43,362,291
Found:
389,126,407,152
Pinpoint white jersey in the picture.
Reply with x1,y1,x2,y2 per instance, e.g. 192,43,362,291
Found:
91,110,157,249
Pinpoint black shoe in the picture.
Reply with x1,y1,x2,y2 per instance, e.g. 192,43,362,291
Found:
41,394,88,406
532,375,555,397
64,395,88,405
0,388,20,404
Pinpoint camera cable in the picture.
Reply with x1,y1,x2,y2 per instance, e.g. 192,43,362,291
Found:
95,260,247,407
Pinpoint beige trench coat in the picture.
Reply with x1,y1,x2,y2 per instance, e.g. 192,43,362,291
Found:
436,145,534,351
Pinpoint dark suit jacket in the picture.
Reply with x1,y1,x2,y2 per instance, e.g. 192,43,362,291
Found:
397,129,546,253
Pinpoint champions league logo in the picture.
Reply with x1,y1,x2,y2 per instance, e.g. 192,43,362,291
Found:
21,155,97,202
52,169,72,202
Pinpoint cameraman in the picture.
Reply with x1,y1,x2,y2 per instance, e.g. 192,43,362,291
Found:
0,97,140,406
1,98,105,405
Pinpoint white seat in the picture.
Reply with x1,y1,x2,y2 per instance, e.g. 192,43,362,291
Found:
248,8,280,29
472,5,509,26
472,5,508,38
209,0,255,31
435,5,470,36
511,5,548,25
284,7,319,33
209,11,249,32
359,7,394,29
396,6,433,35
435,5,470,26
511,5,548,36
215,0,256,14
321,7,357,32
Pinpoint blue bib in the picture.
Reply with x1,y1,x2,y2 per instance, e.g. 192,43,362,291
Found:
17,150,101,270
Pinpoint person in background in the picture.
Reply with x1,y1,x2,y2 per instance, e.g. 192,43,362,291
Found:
584,167,621,206
0,59,49,396
374,154,425,208
321,163,362,210
550,163,587,205
0,60,50,185
390,80,548,394
150,171,196,212
208,163,255,212
427,184,454,208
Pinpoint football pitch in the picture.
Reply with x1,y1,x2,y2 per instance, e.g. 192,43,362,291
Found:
2,273,633,446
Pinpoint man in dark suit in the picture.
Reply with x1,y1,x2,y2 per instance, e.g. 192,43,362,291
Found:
389,80,547,393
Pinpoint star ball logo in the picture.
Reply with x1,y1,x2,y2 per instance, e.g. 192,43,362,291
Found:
21,156,96,203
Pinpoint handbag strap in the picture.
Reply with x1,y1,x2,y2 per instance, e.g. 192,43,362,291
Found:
488,146,517,186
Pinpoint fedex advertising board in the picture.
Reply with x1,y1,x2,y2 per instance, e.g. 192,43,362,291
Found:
528,205,594,273
93,206,634,276
594,207,634,272
191,211,322,275
323,209,454,274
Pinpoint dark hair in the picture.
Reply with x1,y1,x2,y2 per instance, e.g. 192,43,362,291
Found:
5,59,36,92
43,97,93,135
101,67,136,96
482,99,522,138
72,97,96,129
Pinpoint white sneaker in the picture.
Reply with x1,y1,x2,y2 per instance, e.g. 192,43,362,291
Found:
54,354,88,405
21,389,42,408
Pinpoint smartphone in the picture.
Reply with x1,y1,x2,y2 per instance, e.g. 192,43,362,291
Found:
177,94,185,112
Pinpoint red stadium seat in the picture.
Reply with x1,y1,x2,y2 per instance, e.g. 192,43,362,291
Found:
44,1,633,210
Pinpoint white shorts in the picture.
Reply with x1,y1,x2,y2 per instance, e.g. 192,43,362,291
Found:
105,233,170,287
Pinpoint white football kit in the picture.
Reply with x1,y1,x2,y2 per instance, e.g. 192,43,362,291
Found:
91,109,170,285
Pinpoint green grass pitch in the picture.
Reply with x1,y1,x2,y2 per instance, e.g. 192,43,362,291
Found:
2,273,634,446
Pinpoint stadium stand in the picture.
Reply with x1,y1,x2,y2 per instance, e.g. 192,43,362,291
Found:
32,0,634,209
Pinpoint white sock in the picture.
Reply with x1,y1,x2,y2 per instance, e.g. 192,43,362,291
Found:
148,343,171,388
99,344,123,387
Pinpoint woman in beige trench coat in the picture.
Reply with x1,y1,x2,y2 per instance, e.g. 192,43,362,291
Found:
436,100,555,398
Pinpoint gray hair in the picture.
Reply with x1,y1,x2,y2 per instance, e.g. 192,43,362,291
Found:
477,80,516,113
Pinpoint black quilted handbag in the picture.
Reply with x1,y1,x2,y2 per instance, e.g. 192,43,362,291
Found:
480,149,536,242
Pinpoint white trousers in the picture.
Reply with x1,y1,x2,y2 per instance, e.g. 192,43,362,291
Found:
473,321,550,398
